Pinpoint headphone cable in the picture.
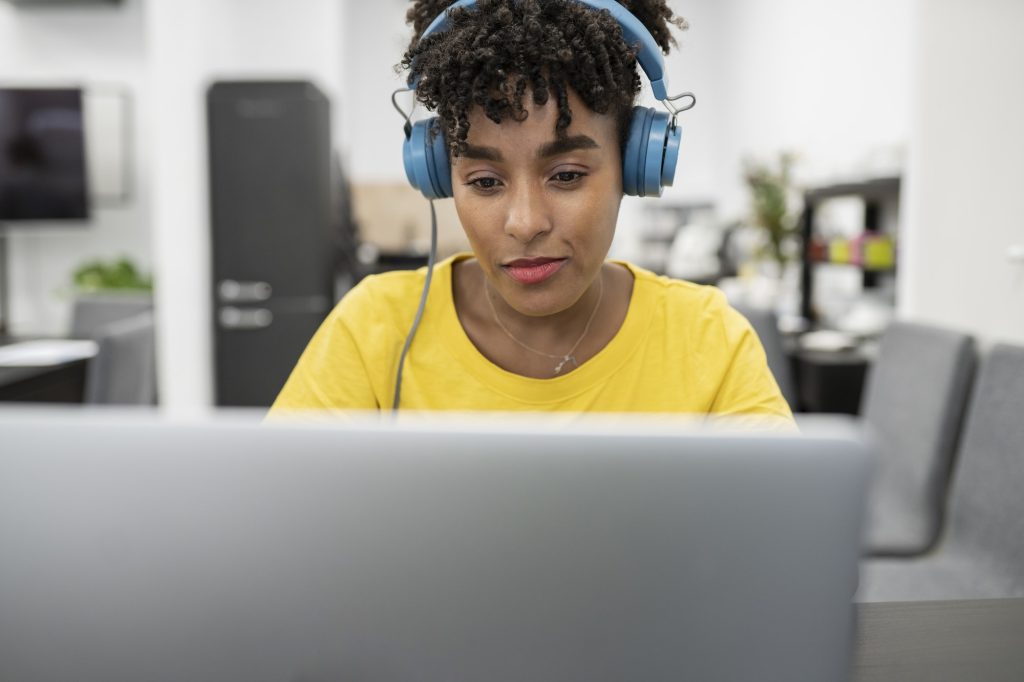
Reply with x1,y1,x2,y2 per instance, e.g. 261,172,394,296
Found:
391,199,438,412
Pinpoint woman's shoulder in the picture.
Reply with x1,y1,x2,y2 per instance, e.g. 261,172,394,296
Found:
619,261,732,313
330,254,459,322
617,260,752,343
343,267,428,306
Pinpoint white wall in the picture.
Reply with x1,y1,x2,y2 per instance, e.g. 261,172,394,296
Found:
341,0,414,183
709,0,913,218
0,0,151,336
898,0,1024,345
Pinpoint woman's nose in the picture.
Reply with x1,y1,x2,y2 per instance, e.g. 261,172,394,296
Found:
503,184,553,244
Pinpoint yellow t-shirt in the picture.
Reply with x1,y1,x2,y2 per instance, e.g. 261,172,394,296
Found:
270,254,794,426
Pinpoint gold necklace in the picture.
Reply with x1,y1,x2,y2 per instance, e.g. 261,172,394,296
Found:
485,274,604,376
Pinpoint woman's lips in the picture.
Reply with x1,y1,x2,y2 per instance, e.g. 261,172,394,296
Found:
502,257,567,285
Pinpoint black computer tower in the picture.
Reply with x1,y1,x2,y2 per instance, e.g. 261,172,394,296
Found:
208,81,334,407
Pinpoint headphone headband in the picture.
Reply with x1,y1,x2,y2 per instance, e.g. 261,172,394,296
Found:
414,0,671,100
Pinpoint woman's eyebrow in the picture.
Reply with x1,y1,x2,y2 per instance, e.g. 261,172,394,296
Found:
460,134,599,162
537,135,599,158
462,144,503,161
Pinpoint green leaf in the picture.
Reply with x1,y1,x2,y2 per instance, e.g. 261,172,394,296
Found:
72,257,153,292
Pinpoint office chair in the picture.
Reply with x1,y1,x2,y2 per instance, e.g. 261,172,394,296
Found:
858,342,1024,600
70,293,152,340
83,311,157,405
859,321,976,556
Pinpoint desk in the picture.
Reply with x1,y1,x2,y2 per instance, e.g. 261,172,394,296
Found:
0,338,92,403
0,360,89,403
853,598,1024,681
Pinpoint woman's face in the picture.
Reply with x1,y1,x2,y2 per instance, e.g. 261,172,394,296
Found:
451,89,623,318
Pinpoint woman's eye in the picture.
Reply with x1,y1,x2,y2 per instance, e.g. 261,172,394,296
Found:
468,177,501,191
552,171,586,184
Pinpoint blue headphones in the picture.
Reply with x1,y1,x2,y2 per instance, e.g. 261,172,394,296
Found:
401,0,695,200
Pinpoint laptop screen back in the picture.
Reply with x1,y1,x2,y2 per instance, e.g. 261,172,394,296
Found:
0,412,869,682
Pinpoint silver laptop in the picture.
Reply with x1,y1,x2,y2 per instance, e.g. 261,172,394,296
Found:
0,410,869,682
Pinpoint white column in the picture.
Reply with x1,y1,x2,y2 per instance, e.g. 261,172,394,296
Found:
144,0,214,412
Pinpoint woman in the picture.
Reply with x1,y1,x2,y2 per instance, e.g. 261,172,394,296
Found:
271,0,793,427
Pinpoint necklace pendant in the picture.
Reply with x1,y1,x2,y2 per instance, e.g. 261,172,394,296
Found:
554,355,578,375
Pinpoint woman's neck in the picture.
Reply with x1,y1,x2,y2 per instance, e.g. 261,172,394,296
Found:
483,264,605,350
453,256,634,379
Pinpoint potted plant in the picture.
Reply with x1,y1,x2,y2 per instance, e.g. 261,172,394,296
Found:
743,151,800,272
69,257,153,339
729,152,803,313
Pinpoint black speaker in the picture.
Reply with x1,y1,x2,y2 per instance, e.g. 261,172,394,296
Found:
207,81,334,407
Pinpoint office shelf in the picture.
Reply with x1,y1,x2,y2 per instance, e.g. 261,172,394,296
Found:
799,176,901,323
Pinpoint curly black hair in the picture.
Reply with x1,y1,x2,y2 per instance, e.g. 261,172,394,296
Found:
400,0,687,158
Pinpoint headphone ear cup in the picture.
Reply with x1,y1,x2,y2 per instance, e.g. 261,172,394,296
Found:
621,106,682,197
622,106,650,197
403,117,453,199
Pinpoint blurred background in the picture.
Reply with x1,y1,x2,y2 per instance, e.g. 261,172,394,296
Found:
0,0,1021,414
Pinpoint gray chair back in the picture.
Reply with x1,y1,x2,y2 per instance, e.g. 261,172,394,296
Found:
860,321,975,555
731,305,797,411
944,343,1024,579
71,294,153,340
83,311,157,405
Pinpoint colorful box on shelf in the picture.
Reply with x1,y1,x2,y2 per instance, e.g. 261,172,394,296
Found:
807,237,828,262
828,239,855,264
862,234,895,270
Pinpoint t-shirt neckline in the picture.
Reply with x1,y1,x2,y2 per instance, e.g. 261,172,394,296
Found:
431,252,653,405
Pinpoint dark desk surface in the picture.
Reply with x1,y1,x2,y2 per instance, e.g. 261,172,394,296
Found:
854,598,1024,681
0,338,91,403
792,348,871,414
0,360,89,403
